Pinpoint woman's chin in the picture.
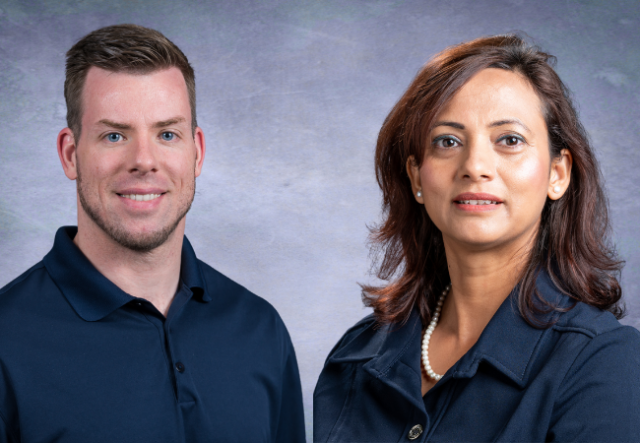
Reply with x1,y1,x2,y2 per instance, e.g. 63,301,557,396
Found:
443,230,515,251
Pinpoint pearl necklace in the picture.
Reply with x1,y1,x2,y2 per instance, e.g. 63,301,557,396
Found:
421,284,451,381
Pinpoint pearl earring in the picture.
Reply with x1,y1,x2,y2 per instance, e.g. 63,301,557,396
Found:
417,190,422,197
553,185,561,194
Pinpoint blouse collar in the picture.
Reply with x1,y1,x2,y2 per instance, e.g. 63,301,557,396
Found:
328,270,573,411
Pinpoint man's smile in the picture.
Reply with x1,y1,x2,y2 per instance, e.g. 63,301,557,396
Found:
117,193,163,202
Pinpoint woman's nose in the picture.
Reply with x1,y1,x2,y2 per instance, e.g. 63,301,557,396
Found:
458,137,495,181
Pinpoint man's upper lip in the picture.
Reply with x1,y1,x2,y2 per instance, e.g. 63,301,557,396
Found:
453,192,503,202
116,188,166,195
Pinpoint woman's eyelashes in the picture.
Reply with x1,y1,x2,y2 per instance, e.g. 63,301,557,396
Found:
430,133,527,150
497,133,526,148
432,135,462,149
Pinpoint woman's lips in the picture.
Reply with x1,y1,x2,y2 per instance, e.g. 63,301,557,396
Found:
453,192,503,212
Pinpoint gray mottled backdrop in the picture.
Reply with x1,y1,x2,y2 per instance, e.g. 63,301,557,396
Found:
1,0,639,439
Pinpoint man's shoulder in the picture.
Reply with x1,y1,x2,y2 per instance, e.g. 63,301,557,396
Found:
0,261,61,339
195,259,289,332
0,261,51,306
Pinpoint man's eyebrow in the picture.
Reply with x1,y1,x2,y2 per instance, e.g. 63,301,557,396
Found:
153,117,186,128
488,118,530,133
97,119,132,130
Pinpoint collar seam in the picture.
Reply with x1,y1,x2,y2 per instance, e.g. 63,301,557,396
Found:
552,324,597,338
375,319,422,378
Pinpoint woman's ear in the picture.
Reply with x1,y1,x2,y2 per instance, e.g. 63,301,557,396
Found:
548,149,572,200
406,155,424,203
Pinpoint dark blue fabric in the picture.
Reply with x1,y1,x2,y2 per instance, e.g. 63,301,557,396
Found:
314,272,640,442
0,226,305,443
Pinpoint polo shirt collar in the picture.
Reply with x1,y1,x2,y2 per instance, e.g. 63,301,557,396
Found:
43,226,206,322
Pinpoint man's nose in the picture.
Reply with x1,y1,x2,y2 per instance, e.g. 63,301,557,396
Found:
129,134,159,173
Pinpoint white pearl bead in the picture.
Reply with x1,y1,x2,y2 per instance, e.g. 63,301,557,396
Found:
422,284,451,381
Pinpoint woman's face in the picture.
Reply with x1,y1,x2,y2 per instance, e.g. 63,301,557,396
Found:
408,68,569,251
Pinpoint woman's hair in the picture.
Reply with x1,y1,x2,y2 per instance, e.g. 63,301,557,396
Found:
363,34,624,328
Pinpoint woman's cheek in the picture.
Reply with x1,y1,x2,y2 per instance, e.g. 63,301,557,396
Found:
504,155,549,215
420,160,451,223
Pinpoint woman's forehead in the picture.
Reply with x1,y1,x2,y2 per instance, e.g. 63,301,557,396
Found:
433,68,545,129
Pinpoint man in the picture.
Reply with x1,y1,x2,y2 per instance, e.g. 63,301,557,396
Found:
0,24,305,442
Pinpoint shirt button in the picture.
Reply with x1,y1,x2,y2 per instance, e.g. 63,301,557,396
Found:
407,424,423,440
175,362,185,373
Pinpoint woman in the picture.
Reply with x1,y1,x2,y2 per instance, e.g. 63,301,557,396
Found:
313,35,640,442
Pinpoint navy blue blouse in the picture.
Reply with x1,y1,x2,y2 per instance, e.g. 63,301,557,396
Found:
314,272,640,442
0,227,305,442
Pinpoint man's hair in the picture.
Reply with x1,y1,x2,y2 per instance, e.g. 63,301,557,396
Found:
64,24,196,139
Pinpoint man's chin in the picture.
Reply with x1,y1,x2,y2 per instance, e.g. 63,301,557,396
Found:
109,228,177,253
88,215,183,253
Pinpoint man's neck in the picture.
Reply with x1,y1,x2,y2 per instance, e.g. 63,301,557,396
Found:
74,219,184,317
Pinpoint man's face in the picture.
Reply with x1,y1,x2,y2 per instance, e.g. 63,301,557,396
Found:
72,67,204,252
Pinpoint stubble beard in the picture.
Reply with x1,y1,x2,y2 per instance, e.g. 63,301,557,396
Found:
76,165,195,253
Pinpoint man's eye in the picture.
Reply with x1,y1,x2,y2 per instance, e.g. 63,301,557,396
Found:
106,133,122,142
161,132,175,141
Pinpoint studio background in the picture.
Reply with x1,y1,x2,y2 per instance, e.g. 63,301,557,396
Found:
1,0,638,439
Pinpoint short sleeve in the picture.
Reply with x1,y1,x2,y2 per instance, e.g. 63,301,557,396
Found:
273,330,306,443
548,326,640,442
0,413,11,443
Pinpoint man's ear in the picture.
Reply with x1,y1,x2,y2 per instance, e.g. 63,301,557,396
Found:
548,149,572,200
57,128,78,180
193,126,206,178
406,155,424,203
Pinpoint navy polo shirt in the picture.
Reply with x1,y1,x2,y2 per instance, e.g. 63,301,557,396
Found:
314,271,640,442
0,227,305,442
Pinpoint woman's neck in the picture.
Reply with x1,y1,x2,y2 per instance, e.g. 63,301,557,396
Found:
439,233,533,345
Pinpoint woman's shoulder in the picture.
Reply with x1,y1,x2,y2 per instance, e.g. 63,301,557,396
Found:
554,299,640,343
550,300,640,388
323,313,378,364
322,310,422,368
536,269,640,347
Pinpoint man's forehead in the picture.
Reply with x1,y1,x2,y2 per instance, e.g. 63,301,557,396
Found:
94,116,188,130
81,66,190,128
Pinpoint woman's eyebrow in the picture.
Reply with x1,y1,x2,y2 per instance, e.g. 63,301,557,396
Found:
489,118,530,133
430,119,531,133
431,121,465,130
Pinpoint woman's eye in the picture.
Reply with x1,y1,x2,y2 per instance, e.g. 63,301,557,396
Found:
106,133,122,143
433,136,460,149
161,132,175,141
499,135,524,147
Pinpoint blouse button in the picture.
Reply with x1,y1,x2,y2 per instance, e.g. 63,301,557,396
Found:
407,424,423,440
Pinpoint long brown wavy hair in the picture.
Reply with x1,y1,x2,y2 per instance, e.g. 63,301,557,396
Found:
362,34,624,328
